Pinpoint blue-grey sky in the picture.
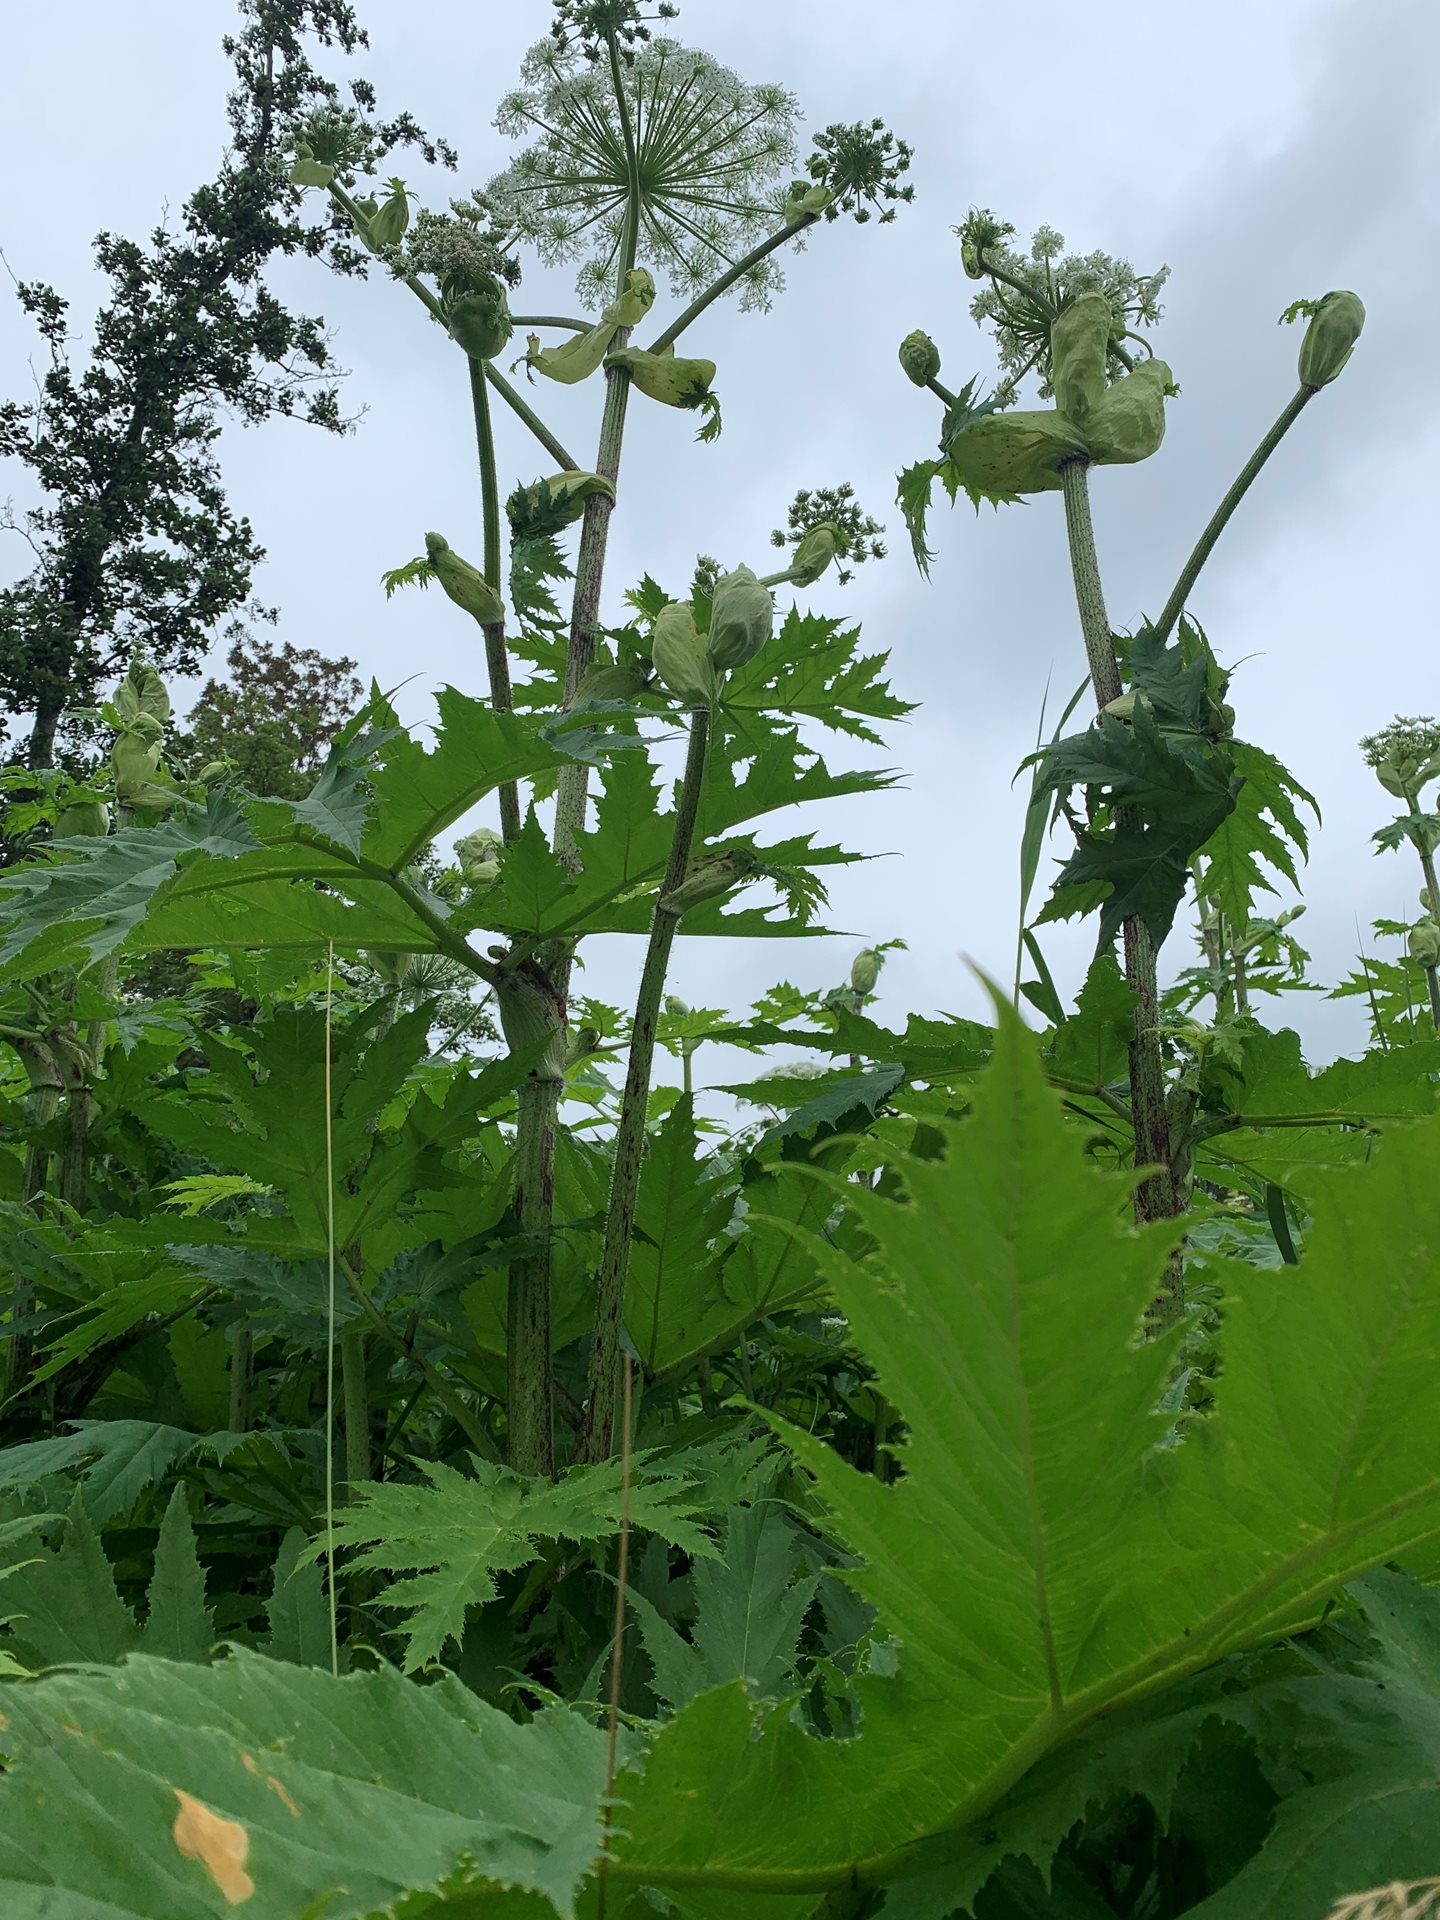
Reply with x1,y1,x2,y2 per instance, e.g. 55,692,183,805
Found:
5,0,1438,1063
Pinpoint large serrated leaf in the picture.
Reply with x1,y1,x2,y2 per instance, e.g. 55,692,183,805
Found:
0,1648,609,1919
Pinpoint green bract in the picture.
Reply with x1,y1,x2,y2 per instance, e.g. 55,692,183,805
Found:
506,471,615,539
650,602,718,707
425,533,505,625
1298,289,1365,390
706,565,774,673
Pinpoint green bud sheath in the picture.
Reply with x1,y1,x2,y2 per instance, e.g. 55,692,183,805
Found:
789,523,840,587
456,826,504,884
850,948,880,995
707,566,775,674
495,965,568,1083
1081,359,1173,468
612,267,656,329
448,288,513,362
368,184,410,248
1298,290,1364,390
898,329,942,387
604,345,717,411
947,408,1090,496
664,848,759,915
55,800,111,839
1050,291,1111,423
1408,920,1440,968
506,471,615,539
651,602,718,708
425,533,506,626
290,156,335,188
574,661,647,704
783,183,833,223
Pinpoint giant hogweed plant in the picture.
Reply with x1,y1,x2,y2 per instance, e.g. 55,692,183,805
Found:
1,4,1440,1918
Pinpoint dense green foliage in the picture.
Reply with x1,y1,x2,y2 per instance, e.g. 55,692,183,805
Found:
1,4,1436,1918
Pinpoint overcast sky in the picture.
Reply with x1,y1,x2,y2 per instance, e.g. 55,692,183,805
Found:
5,0,1439,1066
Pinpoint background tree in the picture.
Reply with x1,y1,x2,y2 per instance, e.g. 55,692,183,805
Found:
177,627,363,800
0,0,451,771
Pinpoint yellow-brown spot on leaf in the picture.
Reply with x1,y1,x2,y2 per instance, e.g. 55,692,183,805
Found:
242,1750,300,1817
172,1789,255,1905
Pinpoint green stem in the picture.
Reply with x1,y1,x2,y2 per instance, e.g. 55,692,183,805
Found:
5,1079,60,1402
509,1078,559,1476
1408,805,1440,1031
579,706,713,1463
341,1328,370,1489
1059,461,1180,1267
338,1255,498,1462
228,1328,253,1433
509,46,647,1476
467,358,521,844
1151,387,1314,643
647,215,817,355
511,314,588,333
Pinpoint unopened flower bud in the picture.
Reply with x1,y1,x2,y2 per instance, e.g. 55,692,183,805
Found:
55,799,111,839
706,566,774,675
850,948,880,995
788,523,839,587
663,848,759,915
663,994,690,1018
783,183,833,224
898,329,941,387
1408,920,1440,968
447,284,513,362
565,1025,602,1068
425,533,505,626
289,150,335,189
650,602,718,708
197,760,231,786
1297,290,1364,390
456,826,504,886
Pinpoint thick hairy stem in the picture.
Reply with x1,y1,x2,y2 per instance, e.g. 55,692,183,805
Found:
228,1328,253,1433
5,1081,60,1402
579,708,713,1463
509,1078,560,1475
506,133,647,1476
1152,387,1314,644
468,359,521,844
341,1328,370,1489
1414,827,1440,1031
1060,461,1180,1260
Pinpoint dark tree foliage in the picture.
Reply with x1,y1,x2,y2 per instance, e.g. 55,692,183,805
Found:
178,628,363,801
0,1,451,771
